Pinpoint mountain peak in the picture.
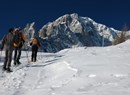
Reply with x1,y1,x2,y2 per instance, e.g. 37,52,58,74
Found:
38,13,122,52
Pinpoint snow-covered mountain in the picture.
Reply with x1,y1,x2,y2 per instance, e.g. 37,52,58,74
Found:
23,22,35,41
39,13,121,52
22,22,36,49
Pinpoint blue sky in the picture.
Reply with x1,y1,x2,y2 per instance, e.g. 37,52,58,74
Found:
0,0,130,39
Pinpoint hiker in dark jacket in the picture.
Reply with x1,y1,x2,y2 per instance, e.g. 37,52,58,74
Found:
1,28,15,72
13,28,25,65
30,36,41,62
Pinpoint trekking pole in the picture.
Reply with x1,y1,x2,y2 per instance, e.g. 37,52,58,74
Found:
23,43,30,64
0,50,4,77
25,47,30,64
0,50,2,62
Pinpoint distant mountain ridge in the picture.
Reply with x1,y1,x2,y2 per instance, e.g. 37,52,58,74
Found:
37,13,121,52
1,14,127,52
21,13,130,52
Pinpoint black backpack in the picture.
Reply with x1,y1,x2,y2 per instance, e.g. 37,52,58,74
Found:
13,32,21,47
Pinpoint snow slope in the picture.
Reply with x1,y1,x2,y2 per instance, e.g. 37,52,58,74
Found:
0,40,130,95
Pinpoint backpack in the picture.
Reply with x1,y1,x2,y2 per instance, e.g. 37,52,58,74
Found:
32,38,38,45
13,32,24,48
32,37,41,47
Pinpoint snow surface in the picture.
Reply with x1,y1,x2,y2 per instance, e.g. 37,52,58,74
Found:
0,40,130,95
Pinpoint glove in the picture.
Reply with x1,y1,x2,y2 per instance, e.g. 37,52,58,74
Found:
30,42,32,46
22,40,25,43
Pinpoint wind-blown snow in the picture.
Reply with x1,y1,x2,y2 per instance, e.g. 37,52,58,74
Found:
0,40,130,95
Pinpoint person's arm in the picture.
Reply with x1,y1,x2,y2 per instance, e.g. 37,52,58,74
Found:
30,42,32,46
38,39,41,47
22,33,25,42
1,35,6,50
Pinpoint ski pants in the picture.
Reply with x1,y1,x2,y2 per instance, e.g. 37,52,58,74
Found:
14,48,22,63
31,45,38,62
4,49,13,68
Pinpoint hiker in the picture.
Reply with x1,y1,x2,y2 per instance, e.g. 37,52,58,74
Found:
13,28,25,65
1,28,15,72
30,36,41,62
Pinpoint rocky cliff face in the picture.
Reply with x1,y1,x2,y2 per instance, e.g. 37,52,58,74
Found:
22,22,35,49
23,22,35,41
38,13,121,52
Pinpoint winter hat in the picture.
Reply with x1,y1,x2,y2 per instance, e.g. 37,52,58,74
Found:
9,28,14,33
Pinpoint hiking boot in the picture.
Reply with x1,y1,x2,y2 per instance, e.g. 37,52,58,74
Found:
14,61,21,66
17,61,21,65
14,62,17,66
2,67,6,71
6,68,13,73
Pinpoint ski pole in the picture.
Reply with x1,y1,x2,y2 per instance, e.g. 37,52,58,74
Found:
0,50,2,62
25,47,30,64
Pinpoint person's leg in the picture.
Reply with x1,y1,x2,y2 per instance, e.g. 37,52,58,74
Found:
34,46,38,62
31,50,35,62
13,48,17,65
7,49,13,72
34,51,37,62
17,48,21,64
3,50,8,70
